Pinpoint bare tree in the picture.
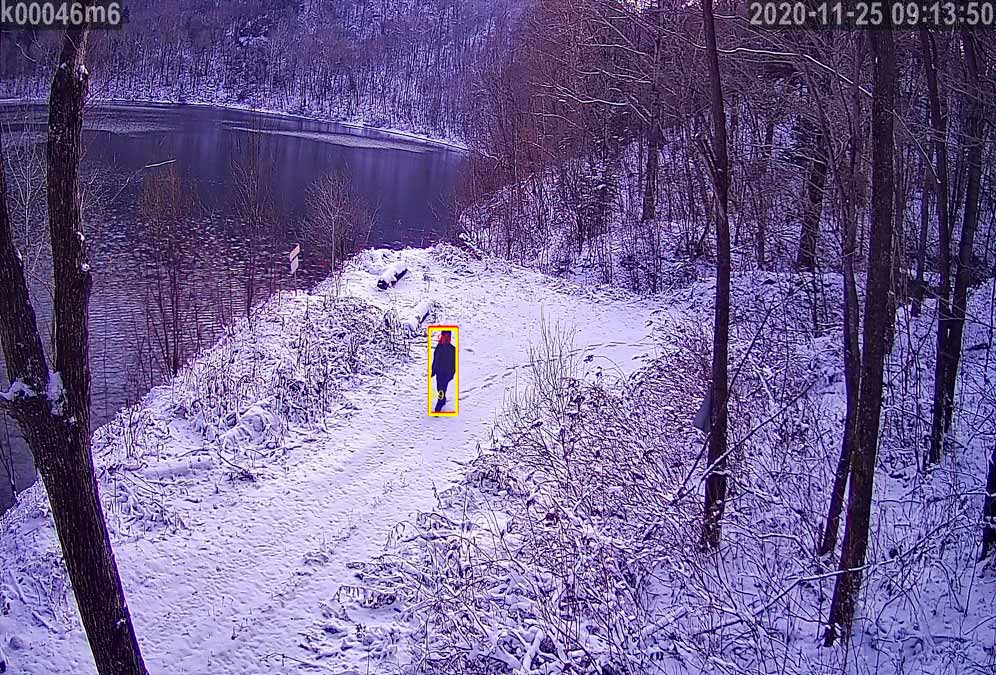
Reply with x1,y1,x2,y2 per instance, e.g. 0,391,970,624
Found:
793,36,834,275
641,0,664,224
912,158,931,317
699,0,731,551
818,34,867,558
939,31,988,443
824,23,897,646
920,28,954,467
232,131,276,323
795,123,828,272
139,165,197,377
0,24,149,675
305,172,374,294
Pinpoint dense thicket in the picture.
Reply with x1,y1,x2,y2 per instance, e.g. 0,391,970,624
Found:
454,0,995,643
458,2,995,288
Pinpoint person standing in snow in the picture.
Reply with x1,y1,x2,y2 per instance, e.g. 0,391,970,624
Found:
431,330,456,413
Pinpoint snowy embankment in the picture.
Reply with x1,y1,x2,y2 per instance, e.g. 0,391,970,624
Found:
0,245,659,674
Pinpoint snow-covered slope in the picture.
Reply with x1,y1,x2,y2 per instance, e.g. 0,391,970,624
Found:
0,245,660,674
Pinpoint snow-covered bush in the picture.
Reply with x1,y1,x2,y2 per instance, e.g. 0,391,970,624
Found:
172,293,407,450
79,285,413,535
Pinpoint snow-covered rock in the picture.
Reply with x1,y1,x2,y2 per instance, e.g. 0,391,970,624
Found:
218,403,285,454
402,298,436,334
376,262,409,290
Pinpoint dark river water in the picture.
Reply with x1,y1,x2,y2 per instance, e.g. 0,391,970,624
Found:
0,102,463,513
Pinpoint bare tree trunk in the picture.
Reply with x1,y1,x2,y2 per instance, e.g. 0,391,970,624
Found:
912,165,931,317
642,0,664,223
886,147,908,353
642,121,660,222
700,0,731,551
940,31,987,439
756,119,774,268
825,24,896,646
820,258,862,558
0,26,150,675
920,28,953,467
818,37,866,558
796,128,828,271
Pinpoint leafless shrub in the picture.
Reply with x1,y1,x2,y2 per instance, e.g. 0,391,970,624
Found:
138,165,201,378
172,291,408,451
305,172,375,295
231,130,280,323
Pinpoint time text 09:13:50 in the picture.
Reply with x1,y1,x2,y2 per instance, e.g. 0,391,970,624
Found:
748,1,996,29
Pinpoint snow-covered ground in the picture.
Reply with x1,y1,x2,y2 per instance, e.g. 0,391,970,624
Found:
0,246,660,674
321,270,995,675
3,243,993,675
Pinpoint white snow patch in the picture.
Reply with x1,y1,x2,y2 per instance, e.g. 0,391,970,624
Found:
46,372,65,416
0,379,35,402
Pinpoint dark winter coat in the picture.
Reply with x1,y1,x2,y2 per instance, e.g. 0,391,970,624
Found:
432,343,456,382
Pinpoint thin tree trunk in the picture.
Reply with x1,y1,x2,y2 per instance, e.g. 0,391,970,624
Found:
700,0,731,551
797,128,828,271
0,26,150,675
642,121,660,222
940,31,987,438
821,258,863,558
643,1,664,224
825,25,896,646
913,165,931,317
820,198,862,556
818,37,865,558
920,28,953,466
756,119,774,269
886,148,908,353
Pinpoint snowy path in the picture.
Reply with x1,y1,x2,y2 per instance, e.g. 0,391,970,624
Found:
1,249,660,674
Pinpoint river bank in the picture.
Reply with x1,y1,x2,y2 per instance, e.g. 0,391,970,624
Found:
0,95,468,152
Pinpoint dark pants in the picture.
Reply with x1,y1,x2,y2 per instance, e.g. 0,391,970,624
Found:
436,374,453,398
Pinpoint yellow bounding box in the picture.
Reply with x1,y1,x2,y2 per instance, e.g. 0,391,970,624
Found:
427,325,459,417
